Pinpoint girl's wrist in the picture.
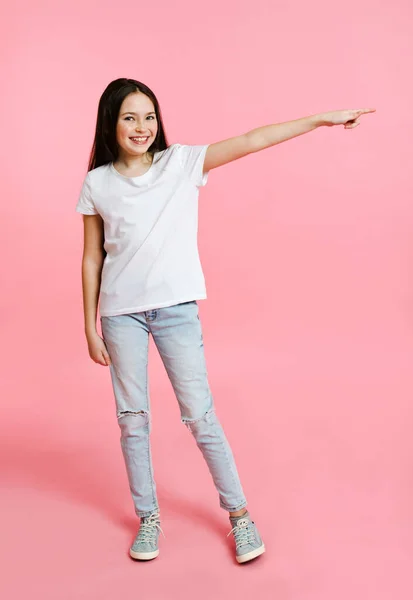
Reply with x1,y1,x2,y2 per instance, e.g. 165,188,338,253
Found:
311,113,327,128
85,326,99,339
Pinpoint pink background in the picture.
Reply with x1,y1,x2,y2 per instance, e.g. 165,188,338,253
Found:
2,0,412,598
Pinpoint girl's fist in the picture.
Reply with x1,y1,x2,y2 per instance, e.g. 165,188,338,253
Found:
87,332,112,366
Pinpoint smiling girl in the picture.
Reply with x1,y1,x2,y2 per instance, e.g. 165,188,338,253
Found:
76,77,375,563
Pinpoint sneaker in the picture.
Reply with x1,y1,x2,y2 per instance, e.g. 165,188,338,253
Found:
129,511,164,560
227,511,265,563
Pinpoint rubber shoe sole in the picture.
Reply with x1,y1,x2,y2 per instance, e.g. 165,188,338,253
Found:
129,547,159,560
236,543,266,563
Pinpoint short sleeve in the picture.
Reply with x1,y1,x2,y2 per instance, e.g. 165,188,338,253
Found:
75,173,98,215
176,144,210,187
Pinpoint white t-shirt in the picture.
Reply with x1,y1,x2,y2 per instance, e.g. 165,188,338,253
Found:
76,143,210,317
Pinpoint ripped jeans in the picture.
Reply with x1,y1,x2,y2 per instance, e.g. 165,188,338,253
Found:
100,300,247,518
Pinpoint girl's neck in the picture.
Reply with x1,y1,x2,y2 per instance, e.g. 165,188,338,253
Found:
113,152,153,177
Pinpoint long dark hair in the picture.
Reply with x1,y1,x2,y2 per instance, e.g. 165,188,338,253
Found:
87,78,169,172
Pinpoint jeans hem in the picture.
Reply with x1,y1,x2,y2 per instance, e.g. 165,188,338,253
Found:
220,501,248,512
136,508,160,519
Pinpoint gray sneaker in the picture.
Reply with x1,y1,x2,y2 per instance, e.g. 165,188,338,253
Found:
129,511,164,560
228,511,265,563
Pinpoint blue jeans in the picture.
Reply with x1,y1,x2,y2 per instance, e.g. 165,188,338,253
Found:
100,300,247,518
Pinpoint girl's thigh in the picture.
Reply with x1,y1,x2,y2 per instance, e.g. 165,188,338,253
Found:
100,313,150,414
150,301,213,420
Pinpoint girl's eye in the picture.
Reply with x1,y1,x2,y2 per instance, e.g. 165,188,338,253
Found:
125,115,156,121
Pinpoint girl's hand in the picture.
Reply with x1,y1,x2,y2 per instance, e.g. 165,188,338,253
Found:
320,108,376,129
86,331,112,366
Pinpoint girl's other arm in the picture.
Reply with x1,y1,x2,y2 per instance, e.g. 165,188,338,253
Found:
203,108,376,173
81,215,111,366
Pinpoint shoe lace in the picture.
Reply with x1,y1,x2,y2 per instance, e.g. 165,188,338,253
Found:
227,520,256,548
138,511,166,542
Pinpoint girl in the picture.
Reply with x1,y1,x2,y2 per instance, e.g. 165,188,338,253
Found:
76,78,375,563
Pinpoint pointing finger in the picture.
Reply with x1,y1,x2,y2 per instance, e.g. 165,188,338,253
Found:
355,108,376,114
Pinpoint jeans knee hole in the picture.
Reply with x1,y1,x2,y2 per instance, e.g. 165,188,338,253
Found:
117,410,147,419
182,408,214,430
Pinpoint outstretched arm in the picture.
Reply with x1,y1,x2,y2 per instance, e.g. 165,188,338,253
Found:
203,108,376,174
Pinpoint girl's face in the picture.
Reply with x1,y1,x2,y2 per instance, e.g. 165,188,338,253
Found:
116,92,158,157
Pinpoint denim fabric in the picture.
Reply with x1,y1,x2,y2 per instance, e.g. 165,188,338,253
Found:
100,300,247,518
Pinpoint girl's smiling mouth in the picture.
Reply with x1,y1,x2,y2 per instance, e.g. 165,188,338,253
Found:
130,136,150,145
